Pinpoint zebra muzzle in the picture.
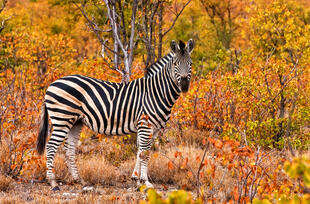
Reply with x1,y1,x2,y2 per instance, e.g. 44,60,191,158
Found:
180,77,190,93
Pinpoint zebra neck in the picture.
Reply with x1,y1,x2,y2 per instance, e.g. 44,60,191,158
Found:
143,71,180,128
148,60,181,109
145,53,174,77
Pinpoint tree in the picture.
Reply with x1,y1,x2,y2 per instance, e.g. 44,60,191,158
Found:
52,0,191,82
200,0,247,73
0,0,8,33
233,0,310,147
137,0,191,68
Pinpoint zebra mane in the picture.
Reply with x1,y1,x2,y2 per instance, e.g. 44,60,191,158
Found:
144,52,174,78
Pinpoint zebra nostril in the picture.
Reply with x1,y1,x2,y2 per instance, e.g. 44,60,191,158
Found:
180,76,190,93
181,76,188,81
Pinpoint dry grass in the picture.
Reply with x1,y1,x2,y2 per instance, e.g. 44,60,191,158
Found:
0,175,14,192
0,142,9,175
0,128,302,203
77,154,134,186
149,145,204,188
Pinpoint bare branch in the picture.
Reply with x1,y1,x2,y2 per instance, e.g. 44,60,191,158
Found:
285,92,298,157
163,0,191,36
73,1,122,57
128,0,138,68
0,16,9,33
104,0,127,55
0,0,7,14
261,48,275,99
100,39,109,59
103,0,138,82
0,11,12,33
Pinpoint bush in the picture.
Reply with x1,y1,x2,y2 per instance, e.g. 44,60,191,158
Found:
142,188,203,204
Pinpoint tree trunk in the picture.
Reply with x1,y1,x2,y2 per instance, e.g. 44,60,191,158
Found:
157,3,163,59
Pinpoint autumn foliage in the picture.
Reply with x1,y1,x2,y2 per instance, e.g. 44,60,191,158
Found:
0,0,310,203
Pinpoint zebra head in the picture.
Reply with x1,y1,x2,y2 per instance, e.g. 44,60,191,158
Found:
170,39,194,93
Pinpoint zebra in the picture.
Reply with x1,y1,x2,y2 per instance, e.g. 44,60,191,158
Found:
37,39,194,191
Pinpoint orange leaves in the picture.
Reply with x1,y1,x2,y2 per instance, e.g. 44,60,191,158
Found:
181,157,188,170
208,137,223,149
153,152,159,159
139,114,151,128
174,151,182,158
207,137,215,144
235,146,254,157
187,171,193,178
203,159,208,167
140,113,149,121
202,138,206,145
13,138,20,144
168,161,174,170
233,187,239,201
214,140,223,149
196,156,201,163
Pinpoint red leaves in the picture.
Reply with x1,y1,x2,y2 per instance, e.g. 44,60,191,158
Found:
162,184,168,190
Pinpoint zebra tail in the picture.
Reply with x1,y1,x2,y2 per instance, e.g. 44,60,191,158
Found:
37,103,48,155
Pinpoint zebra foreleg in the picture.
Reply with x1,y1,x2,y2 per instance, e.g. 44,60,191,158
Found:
131,149,153,189
132,124,155,189
131,133,141,183
131,152,141,184
138,149,153,189
64,121,84,184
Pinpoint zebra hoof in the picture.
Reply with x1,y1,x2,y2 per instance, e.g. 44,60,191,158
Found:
52,186,60,192
145,181,154,190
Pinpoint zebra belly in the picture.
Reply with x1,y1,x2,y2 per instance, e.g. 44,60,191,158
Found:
100,117,138,136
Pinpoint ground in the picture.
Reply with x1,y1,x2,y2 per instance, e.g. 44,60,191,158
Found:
0,134,200,203
0,180,183,203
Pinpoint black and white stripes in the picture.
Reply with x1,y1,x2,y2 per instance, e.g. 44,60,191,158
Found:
37,39,194,190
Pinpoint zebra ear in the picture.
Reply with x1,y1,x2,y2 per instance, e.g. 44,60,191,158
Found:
187,39,194,54
170,40,179,53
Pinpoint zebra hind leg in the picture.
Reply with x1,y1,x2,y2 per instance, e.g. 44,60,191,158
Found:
46,124,72,191
64,121,85,185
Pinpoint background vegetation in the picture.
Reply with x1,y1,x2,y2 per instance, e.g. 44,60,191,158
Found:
0,0,309,203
